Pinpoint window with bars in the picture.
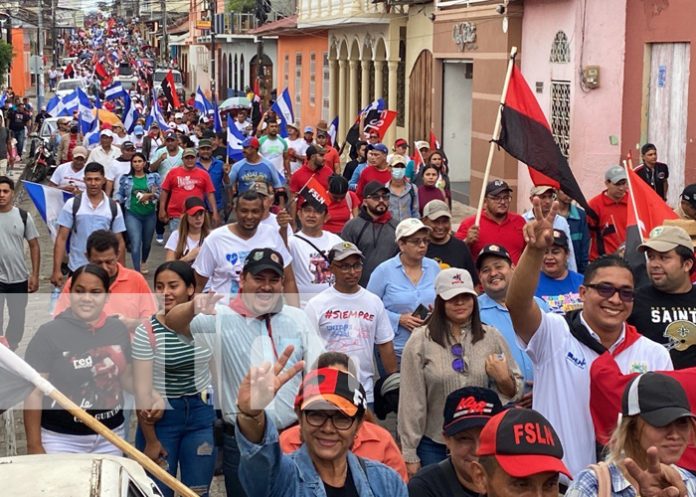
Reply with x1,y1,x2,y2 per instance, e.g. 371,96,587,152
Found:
550,80,571,158
284,54,289,90
550,31,570,63
322,52,329,121
295,53,302,121
310,52,316,107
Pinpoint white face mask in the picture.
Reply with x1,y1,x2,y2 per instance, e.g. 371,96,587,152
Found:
391,167,406,180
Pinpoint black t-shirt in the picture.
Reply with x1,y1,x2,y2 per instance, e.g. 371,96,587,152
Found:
212,145,227,163
426,236,480,286
408,458,480,497
8,109,30,131
324,466,359,497
25,310,132,435
628,285,696,369
635,162,669,200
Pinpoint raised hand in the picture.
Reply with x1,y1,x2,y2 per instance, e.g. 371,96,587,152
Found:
624,447,687,497
193,292,224,315
237,345,305,416
523,197,559,250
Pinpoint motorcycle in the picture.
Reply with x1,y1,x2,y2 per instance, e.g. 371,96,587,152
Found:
23,134,56,184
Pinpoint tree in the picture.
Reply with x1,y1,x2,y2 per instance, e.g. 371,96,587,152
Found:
227,0,255,12
0,41,13,86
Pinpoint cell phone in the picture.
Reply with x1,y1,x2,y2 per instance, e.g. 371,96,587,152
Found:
412,304,430,320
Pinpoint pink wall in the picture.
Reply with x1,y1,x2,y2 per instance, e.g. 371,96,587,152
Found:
517,0,627,212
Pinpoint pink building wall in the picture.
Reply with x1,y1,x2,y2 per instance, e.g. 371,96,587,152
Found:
517,0,627,212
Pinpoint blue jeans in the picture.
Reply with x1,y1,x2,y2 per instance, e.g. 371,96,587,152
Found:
136,395,217,497
125,210,156,272
417,436,447,467
223,429,248,497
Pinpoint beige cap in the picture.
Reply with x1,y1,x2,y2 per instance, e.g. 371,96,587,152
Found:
435,268,477,301
663,218,696,248
251,181,271,196
389,154,409,167
530,185,556,197
415,140,430,151
422,199,451,220
328,241,364,263
639,225,694,253
395,218,431,242
71,146,88,159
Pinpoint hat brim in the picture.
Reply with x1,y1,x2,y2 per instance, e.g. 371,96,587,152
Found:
73,154,88,159
332,250,364,262
640,407,696,428
476,253,512,270
439,287,478,301
638,240,682,253
425,211,452,220
364,186,390,197
607,175,627,184
396,226,432,242
246,263,284,277
487,187,513,197
301,394,358,417
443,415,491,437
186,206,206,216
495,453,572,479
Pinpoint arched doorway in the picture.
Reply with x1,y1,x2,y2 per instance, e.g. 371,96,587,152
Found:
408,49,433,143
250,53,273,97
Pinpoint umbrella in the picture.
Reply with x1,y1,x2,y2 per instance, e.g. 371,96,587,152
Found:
220,96,251,110
92,108,121,126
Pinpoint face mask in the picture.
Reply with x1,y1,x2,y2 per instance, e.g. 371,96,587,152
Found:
391,167,406,180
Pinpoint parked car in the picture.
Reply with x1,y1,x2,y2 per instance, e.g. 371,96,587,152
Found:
0,454,164,497
55,78,87,99
115,61,139,89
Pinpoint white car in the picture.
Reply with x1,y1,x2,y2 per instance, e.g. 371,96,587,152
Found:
55,78,87,99
153,69,184,99
0,454,164,496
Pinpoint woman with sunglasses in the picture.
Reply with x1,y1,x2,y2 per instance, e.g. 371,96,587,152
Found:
165,196,211,265
235,347,408,497
566,372,696,497
115,151,161,273
398,267,523,479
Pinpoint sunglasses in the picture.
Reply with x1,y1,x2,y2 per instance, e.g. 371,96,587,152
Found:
451,343,468,373
585,283,635,303
304,410,355,430
367,194,390,201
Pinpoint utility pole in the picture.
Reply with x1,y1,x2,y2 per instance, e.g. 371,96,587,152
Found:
51,0,58,68
37,2,44,110
254,0,269,106
160,0,167,65
209,0,216,102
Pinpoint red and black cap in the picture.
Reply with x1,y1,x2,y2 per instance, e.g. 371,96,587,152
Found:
184,196,206,215
295,368,367,417
477,408,571,479
443,387,503,436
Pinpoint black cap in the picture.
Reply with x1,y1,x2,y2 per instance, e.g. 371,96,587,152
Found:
300,196,328,213
362,180,389,198
306,145,326,159
443,387,503,437
681,184,696,208
552,230,569,250
184,196,206,215
622,372,695,427
476,244,512,270
243,248,284,277
485,179,513,197
122,140,135,150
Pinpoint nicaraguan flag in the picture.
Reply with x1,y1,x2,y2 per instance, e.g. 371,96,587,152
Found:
105,82,126,101
121,94,139,134
62,89,79,115
77,88,95,134
22,181,74,240
0,92,6,107
271,88,294,138
359,98,385,118
213,100,223,133
195,86,212,115
84,119,100,148
145,91,170,131
227,115,244,161
46,95,64,117
328,116,339,149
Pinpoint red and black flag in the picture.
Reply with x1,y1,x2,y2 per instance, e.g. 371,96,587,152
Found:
495,65,592,216
63,63,75,79
161,70,182,109
94,61,111,88
300,176,332,208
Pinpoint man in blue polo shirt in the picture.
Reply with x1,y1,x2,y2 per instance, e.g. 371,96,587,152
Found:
196,138,228,219
228,136,285,200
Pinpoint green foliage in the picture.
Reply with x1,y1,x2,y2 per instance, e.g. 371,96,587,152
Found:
226,0,255,12
0,41,14,86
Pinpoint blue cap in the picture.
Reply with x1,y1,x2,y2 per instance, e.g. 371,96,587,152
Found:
367,143,388,154
133,125,144,135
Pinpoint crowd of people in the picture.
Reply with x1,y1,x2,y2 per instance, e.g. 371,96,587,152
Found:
0,14,695,497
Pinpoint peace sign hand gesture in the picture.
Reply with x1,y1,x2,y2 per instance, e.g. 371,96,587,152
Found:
624,447,688,497
237,345,305,417
523,197,559,250
193,292,224,316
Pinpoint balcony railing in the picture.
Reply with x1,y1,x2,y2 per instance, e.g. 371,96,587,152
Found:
298,0,390,23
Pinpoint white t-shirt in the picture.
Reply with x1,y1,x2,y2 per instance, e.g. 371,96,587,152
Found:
259,135,288,176
165,230,201,258
50,162,86,192
524,311,673,480
260,213,293,240
288,231,343,307
192,223,293,295
305,286,395,402
106,159,132,198
112,134,131,147
287,137,309,173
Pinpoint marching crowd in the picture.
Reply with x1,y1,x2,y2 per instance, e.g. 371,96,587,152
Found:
0,14,694,497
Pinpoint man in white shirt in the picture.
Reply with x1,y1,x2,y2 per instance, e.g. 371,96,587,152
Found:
288,199,343,307
304,241,398,404
106,141,135,198
86,129,119,176
253,181,293,245
286,122,308,174
234,109,252,136
49,145,88,194
505,199,673,480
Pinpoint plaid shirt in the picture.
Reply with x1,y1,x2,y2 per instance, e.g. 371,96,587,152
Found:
566,462,696,497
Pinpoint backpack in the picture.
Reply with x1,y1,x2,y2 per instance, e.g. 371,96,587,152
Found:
71,194,118,233
17,207,27,231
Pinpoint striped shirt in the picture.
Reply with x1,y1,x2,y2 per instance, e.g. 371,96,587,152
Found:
132,315,213,398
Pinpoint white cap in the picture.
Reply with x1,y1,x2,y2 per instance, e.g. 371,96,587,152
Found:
435,268,477,300
395,218,431,242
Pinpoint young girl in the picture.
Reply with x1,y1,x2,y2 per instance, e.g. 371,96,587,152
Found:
417,164,447,215
133,261,216,497
416,150,452,208
164,196,211,264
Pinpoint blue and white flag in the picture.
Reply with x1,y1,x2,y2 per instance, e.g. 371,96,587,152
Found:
194,86,212,115
62,89,79,115
22,181,74,240
213,100,223,134
271,88,294,138
328,116,339,149
105,82,126,101
121,94,139,134
77,88,95,135
145,92,170,131
46,95,65,117
226,115,244,161
359,98,386,118
0,92,6,108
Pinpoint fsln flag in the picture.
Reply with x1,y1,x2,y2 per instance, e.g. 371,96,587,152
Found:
0,342,55,414
271,88,294,138
495,65,593,218
94,61,111,88
226,115,244,161
105,82,126,101
328,117,339,150
161,70,182,109
299,176,332,207
22,181,74,241
429,130,440,151
121,93,139,134
195,86,212,115
363,109,397,142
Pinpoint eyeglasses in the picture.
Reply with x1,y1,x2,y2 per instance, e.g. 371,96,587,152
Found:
451,343,468,373
405,237,430,246
487,195,512,203
334,262,364,272
585,283,635,303
304,410,355,430
367,194,390,201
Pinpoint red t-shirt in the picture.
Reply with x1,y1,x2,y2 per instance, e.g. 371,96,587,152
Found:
356,166,392,200
324,191,359,234
323,147,341,173
587,192,628,260
162,166,215,218
289,164,333,195
455,211,527,263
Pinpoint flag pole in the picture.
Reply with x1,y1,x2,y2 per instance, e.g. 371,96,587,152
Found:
623,157,644,243
475,46,518,226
